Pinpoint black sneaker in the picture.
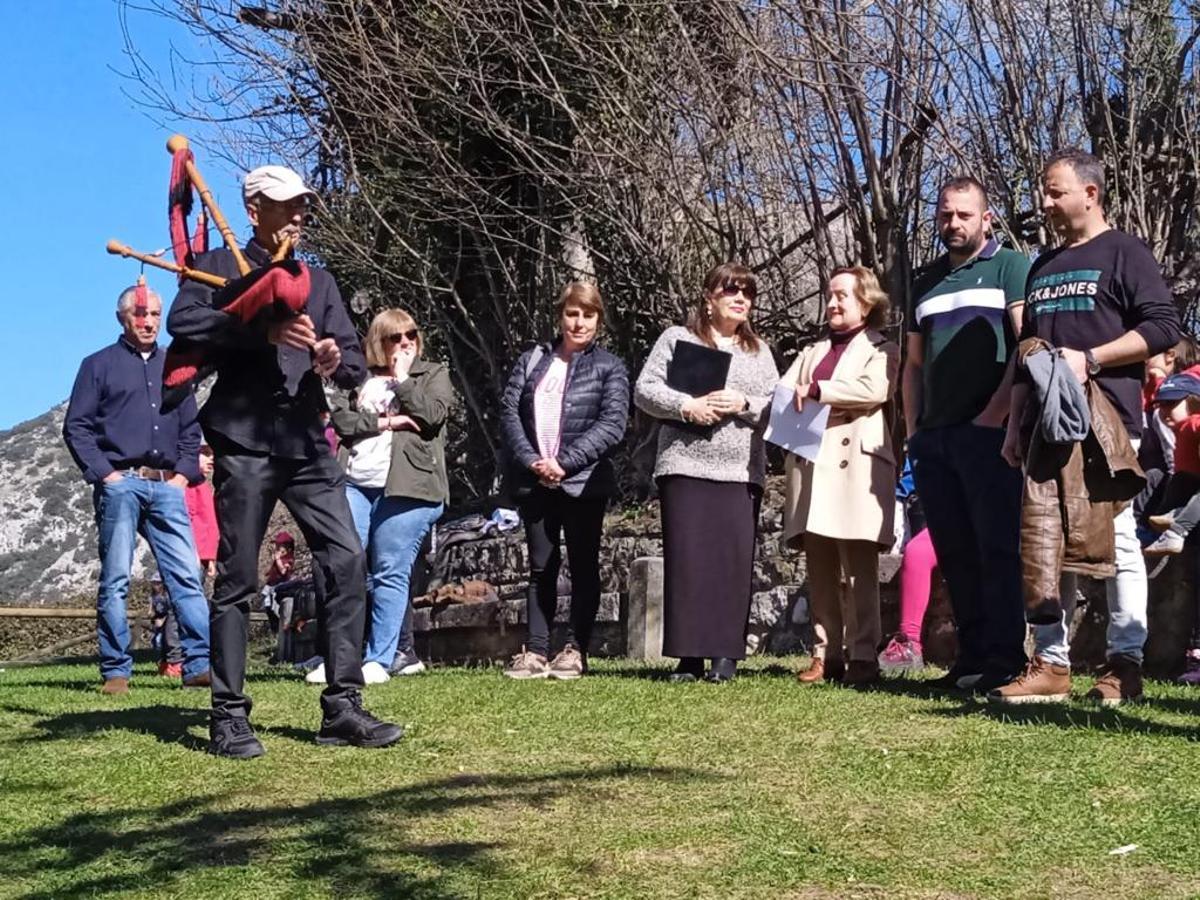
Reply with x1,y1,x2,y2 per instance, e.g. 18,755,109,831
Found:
927,664,982,692
969,666,1020,695
208,716,266,759
316,693,404,748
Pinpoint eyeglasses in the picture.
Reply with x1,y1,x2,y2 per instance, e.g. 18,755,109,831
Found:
720,282,756,299
386,330,420,344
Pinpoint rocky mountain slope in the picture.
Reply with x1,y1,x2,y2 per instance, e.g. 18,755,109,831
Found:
0,402,129,605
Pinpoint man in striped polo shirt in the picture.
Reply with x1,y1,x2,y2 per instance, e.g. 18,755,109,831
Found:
902,176,1031,693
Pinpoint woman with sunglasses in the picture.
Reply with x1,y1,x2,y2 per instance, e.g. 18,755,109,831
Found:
499,281,630,680
634,262,779,683
321,308,453,684
783,266,899,687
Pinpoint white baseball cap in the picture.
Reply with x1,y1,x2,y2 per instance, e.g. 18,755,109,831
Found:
243,165,314,203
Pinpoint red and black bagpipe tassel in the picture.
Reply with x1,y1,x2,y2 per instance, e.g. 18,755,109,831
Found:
168,145,208,273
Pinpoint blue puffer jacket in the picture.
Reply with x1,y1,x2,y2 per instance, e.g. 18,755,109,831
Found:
499,339,630,498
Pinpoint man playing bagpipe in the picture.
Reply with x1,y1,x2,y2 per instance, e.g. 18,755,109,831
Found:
166,164,403,758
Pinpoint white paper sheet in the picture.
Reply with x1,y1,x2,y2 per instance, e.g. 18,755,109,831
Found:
763,382,829,462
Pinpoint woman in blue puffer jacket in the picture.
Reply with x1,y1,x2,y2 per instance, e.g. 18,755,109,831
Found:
499,281,630,680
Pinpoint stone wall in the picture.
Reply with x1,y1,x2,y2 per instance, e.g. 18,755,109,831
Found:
415,475,1196,678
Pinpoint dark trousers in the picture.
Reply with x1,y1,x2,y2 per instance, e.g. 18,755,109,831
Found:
908,423,1026,673
211,444,367,719
518,487,607,657
160,607,182,665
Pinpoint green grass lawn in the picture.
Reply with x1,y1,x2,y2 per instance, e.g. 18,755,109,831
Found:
1,656,1199,899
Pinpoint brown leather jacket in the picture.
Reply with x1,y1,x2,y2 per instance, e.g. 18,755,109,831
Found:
1018,339,1145,624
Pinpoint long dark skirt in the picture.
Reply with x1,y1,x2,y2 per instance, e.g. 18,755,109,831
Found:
658,475,762,659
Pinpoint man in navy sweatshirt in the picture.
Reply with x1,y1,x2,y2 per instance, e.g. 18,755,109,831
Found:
996,148,1180,706
63,285,212,694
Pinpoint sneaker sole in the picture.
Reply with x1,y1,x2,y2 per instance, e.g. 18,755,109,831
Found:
391,664,427,676
987,692,1069,704
315,731,404,749
1083,694,1142,707
503,671,550,680
208,744,266,759
547,670,583,681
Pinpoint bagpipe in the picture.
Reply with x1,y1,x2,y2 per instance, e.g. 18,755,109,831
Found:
107,135,311,411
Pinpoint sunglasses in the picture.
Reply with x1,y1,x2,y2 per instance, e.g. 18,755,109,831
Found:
720,282,756,299
386,330,420,344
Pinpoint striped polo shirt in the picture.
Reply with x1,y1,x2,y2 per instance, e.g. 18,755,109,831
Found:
908,239,1031,429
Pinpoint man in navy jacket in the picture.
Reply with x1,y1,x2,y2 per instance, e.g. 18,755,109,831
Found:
63,284,212,694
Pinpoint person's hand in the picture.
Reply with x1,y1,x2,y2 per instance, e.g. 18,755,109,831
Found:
1001,425,1024,468
102,471,124,484
794,383,808,412
391,346,417,379
681,396,721,426
707,389,747,416
267,314,316,350
1059,347,1089,384
311,338,342,377
167,473,188,489
388,414,420,433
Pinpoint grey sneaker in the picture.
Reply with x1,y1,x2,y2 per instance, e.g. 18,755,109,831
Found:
503,648,550,680
548,645,586,680
389,648,427,676
1145,529,1186,557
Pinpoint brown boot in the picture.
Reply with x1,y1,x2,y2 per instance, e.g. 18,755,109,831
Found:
100,677,129,695
1084,654,1144,706
844,660,881,687
988,656,1070,704
183,670,212,689
797,657,844,684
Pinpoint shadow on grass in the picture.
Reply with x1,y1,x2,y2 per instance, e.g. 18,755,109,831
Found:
2,703,211,751
927,697,1200,740
0,765,711,899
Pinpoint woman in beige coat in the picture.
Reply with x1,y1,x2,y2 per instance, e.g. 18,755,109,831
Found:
783,266,900,686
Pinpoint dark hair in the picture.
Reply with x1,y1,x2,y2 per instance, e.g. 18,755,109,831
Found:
687,262,762,353
1174,335,1198,371
1045,148,1106,206
938,175,989,210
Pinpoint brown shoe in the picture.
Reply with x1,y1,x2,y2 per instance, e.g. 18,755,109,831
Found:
844,660,881,687
182,670,212,689
503,648,550,680
797,657,844,684
988,656,1070,704
1084,654,1144,706
101,677,129,695
548,645,586,681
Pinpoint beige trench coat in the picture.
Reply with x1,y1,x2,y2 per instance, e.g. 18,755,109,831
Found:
781,328,900,549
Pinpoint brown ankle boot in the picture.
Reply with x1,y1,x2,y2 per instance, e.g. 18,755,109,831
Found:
797,658,844,684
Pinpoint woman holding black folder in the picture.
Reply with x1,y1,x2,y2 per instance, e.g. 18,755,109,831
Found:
782,266,899,687
634,262,779,683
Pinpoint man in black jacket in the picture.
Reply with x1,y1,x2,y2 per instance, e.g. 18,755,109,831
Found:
168,164,401,757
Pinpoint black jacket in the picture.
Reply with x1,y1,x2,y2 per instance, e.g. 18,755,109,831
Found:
166,240,366,459
499,340,630,498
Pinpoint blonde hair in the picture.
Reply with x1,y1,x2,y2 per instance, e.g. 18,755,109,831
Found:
557,281,605,328
363,308,423,371
830,266,890,329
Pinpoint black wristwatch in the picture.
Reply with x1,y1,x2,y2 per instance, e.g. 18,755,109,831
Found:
1084,349,1101,376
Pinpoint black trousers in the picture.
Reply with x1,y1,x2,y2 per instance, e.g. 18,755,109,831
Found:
518,487,607,657
211,442,367,718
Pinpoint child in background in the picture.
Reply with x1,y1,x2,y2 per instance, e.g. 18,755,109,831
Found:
878,460,938,674
185,444,219,583
1141,371,1200,684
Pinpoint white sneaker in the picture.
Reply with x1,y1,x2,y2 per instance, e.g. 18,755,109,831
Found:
362,661,391,685
305,663,327,684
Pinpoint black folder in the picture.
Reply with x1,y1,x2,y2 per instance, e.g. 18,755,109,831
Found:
667,340,732,395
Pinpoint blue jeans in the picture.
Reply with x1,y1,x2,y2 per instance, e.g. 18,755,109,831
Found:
93,475,211,680
345,484,442,666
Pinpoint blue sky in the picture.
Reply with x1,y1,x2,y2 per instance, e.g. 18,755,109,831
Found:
0,1,246,430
